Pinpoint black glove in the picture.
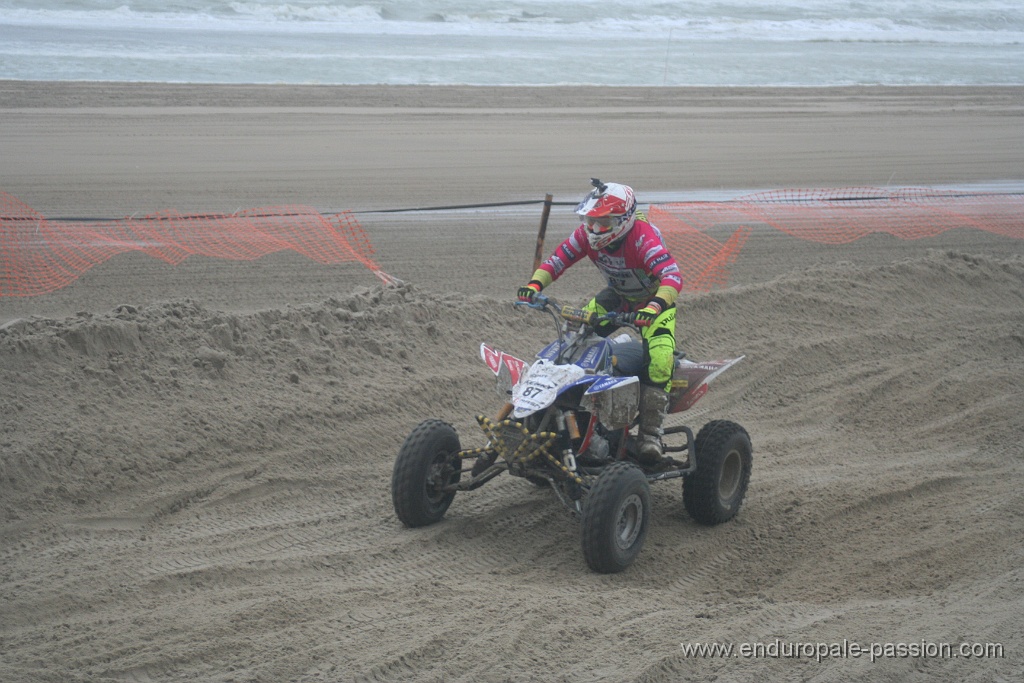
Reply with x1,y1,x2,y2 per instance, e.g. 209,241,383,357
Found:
517,280,543,303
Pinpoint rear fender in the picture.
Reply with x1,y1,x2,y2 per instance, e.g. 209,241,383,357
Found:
669,356,744,413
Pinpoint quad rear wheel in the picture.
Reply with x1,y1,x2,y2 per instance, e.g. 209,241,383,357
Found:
684,420,752,525
391,419,462,527
581,462,651,573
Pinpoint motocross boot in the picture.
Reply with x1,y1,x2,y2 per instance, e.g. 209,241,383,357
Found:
638,384,669,465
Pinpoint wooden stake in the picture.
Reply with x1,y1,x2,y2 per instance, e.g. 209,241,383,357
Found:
532,193,553,273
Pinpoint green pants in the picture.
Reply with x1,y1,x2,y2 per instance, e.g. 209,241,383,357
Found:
583,288,677,390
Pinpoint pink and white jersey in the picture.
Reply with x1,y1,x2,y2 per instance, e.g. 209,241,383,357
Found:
538,219,683,306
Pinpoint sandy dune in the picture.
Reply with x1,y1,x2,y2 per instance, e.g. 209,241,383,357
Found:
1,83,1023,681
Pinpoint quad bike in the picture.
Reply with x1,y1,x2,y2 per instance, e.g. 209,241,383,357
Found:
391,294,752,573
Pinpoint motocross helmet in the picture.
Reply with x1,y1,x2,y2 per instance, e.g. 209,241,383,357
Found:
576,178,637,251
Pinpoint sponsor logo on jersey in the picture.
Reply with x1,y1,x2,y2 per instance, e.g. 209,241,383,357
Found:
649,252,670,268
596,252,626,269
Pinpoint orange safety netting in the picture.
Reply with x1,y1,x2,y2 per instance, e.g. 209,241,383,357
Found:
651,187,1024,291
3,188,1022,297
0,191,397,297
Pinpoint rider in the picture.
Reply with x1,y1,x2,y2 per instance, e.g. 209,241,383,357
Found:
517,179,683,463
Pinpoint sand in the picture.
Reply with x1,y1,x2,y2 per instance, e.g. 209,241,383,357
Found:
1,82,1023,682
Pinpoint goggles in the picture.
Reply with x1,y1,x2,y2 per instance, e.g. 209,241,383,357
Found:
583,215,617,233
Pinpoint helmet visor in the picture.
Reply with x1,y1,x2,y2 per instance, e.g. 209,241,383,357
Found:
583,215,616,234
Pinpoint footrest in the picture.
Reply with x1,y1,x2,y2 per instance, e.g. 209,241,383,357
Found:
660,425,695,474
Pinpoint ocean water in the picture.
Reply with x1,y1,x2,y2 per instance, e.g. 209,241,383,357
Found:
1,0,1022,86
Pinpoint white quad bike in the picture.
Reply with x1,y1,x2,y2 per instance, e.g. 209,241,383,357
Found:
391,294,752,573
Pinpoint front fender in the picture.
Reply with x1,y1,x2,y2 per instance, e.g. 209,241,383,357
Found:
582,376,640,429
511,360,594,419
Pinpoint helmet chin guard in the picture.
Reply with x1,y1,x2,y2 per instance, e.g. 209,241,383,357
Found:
576,179,637,250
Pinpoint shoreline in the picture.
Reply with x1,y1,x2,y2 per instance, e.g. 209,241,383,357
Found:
3,80,1024,110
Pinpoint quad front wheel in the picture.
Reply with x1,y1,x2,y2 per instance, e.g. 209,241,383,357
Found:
391,419,462,527
684,420,752,525
581,462,651,573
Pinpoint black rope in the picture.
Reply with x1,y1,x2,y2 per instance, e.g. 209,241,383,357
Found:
7,191,1022,223
352,199,578,214
752,191,1024,204
20,199,578,222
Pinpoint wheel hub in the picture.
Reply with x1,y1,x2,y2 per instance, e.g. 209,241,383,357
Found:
718,449,742,500
615,493,644,549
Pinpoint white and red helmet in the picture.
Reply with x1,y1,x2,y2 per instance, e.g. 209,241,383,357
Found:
575,178,638,250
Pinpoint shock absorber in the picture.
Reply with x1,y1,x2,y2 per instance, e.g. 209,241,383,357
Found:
564,410,581,440
555,411,578,472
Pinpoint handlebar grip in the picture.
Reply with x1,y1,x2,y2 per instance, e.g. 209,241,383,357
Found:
515,299,545,309
598,311,641,329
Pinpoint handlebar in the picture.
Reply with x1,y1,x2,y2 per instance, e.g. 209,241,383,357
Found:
515,293,640,330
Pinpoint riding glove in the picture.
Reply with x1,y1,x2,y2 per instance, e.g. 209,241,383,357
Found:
517,281,543,303
633,298,666,327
